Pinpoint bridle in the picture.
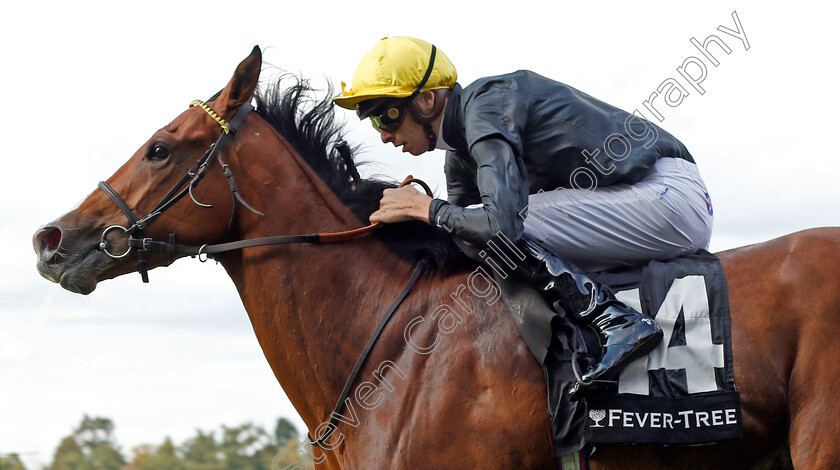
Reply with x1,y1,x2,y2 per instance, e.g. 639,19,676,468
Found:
96,98,432,448
97,99,257,282
97,99,431,282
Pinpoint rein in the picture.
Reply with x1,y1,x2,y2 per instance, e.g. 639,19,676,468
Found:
97,99,434,448
309,256,429,448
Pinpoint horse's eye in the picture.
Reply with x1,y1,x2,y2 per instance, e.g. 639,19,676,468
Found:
147,143,171,161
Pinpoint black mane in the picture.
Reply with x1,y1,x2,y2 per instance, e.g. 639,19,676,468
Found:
253,75,469,273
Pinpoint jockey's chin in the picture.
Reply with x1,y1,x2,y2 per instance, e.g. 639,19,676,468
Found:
405,143,429,156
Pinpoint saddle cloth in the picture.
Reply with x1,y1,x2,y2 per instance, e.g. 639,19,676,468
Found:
496,249,742,457
583,249,741,445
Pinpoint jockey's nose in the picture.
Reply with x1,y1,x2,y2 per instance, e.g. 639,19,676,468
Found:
33,225,63,259
380,129,395,144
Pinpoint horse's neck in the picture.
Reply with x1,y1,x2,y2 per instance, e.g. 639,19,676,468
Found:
219,132,410,428
226,241,406,421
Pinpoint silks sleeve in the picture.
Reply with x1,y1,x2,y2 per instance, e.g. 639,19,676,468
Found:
429,137,528,246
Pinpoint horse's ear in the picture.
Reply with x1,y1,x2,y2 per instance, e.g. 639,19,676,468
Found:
216,45,262,115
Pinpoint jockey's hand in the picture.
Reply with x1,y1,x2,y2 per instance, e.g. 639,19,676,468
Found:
370,185,432,225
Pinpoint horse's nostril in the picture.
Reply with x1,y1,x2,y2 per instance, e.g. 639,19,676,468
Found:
46,228,61,250
33,226,62,255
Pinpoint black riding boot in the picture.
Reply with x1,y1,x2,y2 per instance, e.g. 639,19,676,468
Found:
513,242,663,383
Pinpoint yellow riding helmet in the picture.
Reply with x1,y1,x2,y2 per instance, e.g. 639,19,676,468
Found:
333,37,457,110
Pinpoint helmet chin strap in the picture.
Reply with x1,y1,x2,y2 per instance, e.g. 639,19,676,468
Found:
402,45,439,153
423,124,438,151
409,88,450,152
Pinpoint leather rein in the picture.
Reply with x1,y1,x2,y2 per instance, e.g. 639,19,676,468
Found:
97,100,433,448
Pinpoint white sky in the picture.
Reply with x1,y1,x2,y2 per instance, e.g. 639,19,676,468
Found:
2,1,839,468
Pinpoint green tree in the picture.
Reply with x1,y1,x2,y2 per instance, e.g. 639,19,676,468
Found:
87,442,125,470
273,419,298,448
0,453,28,470
48,437,85,470
259,438,314,470
257,420,314,470
182,430,224,470
47,416,125,470
46,415,311,470
127,437,184,470
125,444,154,470
219,423,267,470
74,416,116,449
151,438,183,470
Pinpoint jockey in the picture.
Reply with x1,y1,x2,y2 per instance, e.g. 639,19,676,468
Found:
334,37,713,389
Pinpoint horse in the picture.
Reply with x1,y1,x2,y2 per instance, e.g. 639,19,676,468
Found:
32,47,840,469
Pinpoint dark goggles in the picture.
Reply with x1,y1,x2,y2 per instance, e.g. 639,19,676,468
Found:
356,97,410,132
369,100,408,132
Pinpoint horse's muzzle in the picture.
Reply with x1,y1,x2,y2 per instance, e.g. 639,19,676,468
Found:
33,223,105,294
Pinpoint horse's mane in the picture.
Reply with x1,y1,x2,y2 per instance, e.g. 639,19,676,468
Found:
252,74,470,273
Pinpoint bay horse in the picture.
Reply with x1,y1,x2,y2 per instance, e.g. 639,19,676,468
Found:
32,47,840,469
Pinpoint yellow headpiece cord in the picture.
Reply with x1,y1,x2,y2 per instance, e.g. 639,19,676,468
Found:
190,99,230,134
